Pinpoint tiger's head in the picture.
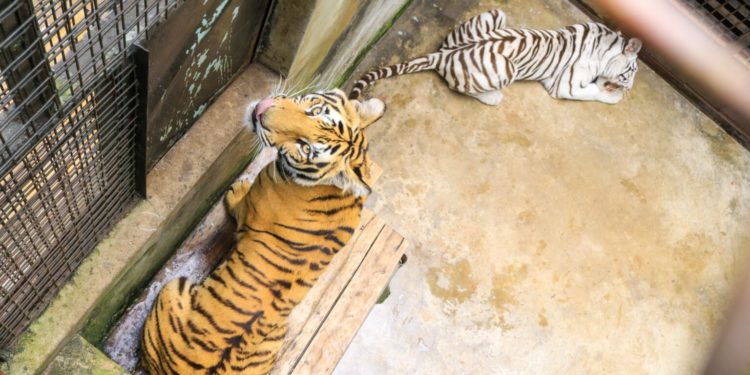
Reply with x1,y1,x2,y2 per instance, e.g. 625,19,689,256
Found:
247,89,385,197
601,37,642,91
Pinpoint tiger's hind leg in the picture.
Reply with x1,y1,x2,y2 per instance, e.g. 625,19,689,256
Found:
141,277,196,375
471,8,507,32
443,9,508,48
235,323,289,373
470,90,504,106
450,54,513,106
490,9,507,28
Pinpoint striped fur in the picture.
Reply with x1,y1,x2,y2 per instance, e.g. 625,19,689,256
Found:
350,9,642,105
141,89,385,374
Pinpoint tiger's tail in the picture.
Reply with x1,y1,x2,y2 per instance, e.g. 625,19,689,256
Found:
349,52,441,100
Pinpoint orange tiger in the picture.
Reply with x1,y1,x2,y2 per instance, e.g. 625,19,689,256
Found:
141,89,386,374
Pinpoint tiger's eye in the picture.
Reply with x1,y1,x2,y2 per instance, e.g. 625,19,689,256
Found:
310,106,323,116
301,144,311,154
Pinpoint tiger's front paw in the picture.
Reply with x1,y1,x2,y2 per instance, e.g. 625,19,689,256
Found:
598,89,624,104
225,179,251,211
593,78,624,104
471,90,504,106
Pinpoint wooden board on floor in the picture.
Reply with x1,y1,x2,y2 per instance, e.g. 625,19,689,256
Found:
271,156,409,374
271,209,408,374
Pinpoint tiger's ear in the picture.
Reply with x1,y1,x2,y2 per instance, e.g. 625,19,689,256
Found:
625,38,642,57
352,98,385,129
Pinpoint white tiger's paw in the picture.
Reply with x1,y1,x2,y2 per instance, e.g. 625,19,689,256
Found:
598,89,624,104
472,91,504,106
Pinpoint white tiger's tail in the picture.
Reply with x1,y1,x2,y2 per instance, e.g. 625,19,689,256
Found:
349,52,441,100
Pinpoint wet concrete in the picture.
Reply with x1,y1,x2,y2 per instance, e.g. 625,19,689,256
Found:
335,0,750,374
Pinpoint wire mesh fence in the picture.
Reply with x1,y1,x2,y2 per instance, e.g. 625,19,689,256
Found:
0,0,183,353
684,0,750,61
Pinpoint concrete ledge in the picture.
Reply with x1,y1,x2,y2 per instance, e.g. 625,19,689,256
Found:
2,64,278,375
42,336,127,375
272,208,409,374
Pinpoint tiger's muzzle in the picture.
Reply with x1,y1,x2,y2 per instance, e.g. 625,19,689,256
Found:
251,98,275,147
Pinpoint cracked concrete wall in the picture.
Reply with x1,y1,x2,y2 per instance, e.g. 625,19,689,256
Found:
258,0,410,87
257,0,317,75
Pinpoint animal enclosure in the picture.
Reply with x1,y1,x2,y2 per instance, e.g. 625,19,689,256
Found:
1,0,749,373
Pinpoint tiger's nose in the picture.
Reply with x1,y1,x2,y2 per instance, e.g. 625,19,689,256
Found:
253,98,274,120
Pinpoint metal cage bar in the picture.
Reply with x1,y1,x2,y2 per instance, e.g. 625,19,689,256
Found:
0,0,183,353
684,0,750,61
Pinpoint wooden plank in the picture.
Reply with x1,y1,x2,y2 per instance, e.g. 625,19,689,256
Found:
368,159,383,183
290,227,408,374
270,210,408,375
271,209,383,374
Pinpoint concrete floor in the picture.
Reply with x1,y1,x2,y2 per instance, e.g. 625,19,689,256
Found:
334,1,750,374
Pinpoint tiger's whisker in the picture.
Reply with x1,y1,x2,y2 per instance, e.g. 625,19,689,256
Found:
272,75,284,96
282,77,301,96
287,77,321,97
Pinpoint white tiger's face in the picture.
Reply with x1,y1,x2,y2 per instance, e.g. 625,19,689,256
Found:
602,38,642,91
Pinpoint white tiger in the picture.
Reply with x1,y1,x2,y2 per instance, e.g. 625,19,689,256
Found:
349,9,642,105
